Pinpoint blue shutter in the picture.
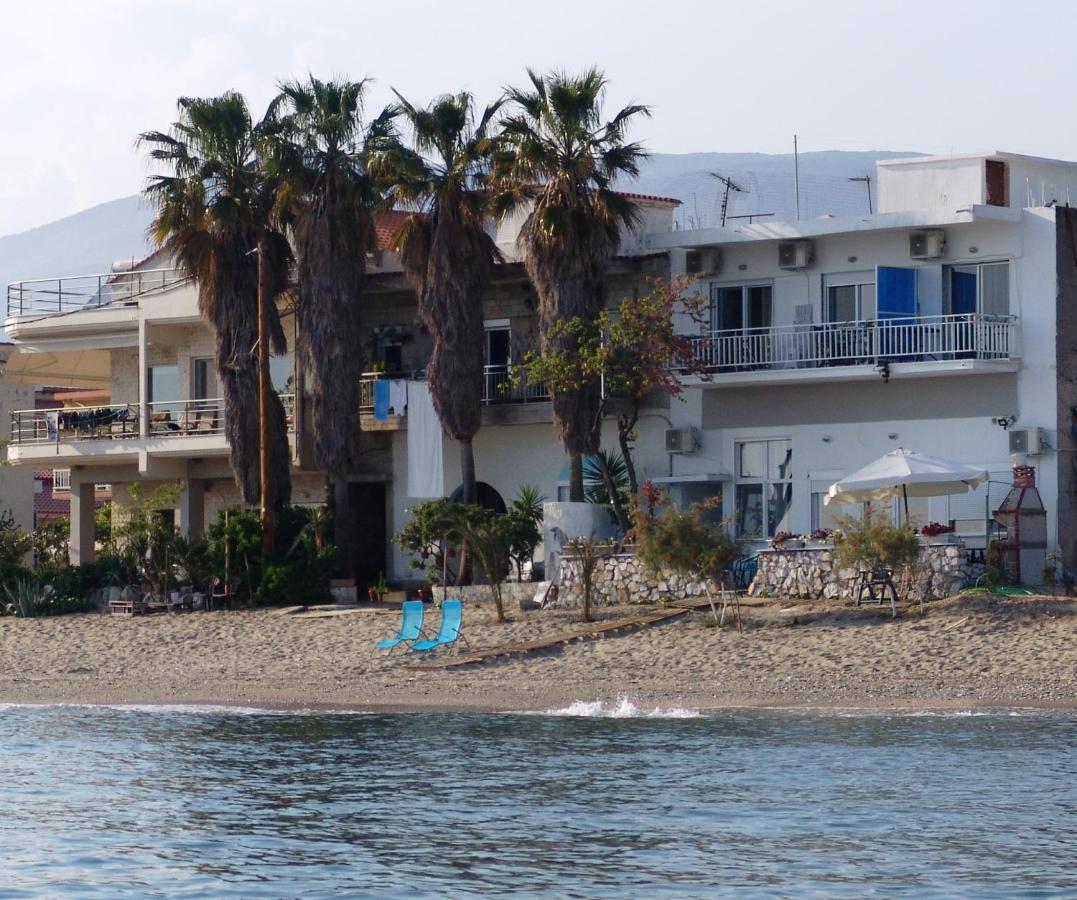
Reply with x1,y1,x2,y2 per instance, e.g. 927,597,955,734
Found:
876,267,918,319
950,270,977,315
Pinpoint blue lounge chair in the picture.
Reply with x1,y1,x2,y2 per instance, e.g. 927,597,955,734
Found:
410,599,470,654
376,600,426,651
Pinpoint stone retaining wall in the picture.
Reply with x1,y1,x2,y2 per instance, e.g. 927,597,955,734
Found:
553,552,723,609
748,543,983,601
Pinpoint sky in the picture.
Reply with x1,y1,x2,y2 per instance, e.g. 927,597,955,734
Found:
2,0,1076,237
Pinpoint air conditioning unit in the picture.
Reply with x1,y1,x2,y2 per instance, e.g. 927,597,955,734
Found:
778,240,814,270
909,229,946,259
686,248,722,276
1009,427,1046,456
665,427,700,454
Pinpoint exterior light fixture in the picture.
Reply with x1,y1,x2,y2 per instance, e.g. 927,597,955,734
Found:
738,263,748,271
888,432,899,440
877,361,891,383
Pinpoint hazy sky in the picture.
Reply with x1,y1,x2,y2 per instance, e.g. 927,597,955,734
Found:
2,0,1075,236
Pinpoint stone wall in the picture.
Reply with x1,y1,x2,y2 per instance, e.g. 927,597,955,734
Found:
748,543,983,601
553,552,723,609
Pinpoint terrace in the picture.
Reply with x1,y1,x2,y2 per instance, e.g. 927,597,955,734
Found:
686,313,1019,385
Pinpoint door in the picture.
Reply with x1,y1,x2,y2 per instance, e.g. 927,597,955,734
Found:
484,323,511,402
876,266,918,360
350,482,387,591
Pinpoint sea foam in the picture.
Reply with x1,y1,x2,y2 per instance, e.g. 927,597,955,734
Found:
544,696,702,719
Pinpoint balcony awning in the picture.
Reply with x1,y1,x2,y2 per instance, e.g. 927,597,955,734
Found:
1,348,110,387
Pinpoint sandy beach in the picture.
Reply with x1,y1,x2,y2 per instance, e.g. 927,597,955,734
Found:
0,593,1075,713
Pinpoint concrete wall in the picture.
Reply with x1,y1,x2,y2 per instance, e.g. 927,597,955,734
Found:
0,376,34,536
877,157,986,213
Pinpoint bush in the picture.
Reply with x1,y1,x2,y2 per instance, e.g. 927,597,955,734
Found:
0,561,32,592
634,501,739,585
259,549,336,605
834,508,920,573
0,510,32,566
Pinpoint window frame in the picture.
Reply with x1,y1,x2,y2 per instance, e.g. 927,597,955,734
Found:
734,437,793,540
824,272,877,323
709,281,774,333
944,260,1011,317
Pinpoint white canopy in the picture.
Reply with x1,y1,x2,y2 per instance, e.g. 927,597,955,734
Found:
825,448,989,508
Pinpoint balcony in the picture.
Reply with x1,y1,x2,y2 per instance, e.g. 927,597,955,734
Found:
9,395,296,450
359,365,550,413
6,268,187,318
686,314,1019,386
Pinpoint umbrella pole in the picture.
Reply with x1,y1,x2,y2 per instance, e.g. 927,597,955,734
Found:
903,484,910,525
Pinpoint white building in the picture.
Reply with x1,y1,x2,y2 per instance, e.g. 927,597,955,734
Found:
5,151,1077,582
0,342,34,537
656,151,1077,572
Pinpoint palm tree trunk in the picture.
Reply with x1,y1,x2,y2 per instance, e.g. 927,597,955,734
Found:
459,439,477,505
618,408,640,495
569,453,584,503
257,234,274,558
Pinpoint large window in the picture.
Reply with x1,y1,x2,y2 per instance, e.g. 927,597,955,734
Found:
946,262,1009,317
735,439,792,539
711,284,772,332
147,365,178,406
825,274,876,322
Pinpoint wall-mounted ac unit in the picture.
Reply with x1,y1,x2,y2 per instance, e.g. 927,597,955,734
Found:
665,427,700,454
686,248,722,276
778,240,814,270
1009,427,1046,456
909,229,946,260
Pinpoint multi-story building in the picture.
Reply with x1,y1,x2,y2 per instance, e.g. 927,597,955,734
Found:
0,342,34,536
659,151,1077,573
2,196,679,584
7,151,1077,583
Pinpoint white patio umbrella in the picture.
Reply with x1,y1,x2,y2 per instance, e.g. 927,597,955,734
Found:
824,448,989,521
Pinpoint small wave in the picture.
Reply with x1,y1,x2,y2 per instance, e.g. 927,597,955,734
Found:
545,696,702,719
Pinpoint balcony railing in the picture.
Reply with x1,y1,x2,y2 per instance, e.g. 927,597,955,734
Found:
688,314,1017,373
358,366,550,414
6,267,188,317
9,394,296,447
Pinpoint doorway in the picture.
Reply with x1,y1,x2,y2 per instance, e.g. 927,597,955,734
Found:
349,482,387,591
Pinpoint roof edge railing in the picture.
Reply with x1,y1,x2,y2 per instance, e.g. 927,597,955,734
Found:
6,268,188,319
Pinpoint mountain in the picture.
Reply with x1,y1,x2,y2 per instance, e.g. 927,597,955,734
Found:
0,194,154,300
0,150,923,299
620,150,921,229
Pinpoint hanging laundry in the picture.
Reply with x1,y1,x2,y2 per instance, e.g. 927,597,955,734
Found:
373,380,390,421
388,379,408,416
407,381,443,499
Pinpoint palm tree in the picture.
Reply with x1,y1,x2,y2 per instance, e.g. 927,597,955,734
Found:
260,76,394,573
372,91,503,505
493,68,650,502
140,92,292,511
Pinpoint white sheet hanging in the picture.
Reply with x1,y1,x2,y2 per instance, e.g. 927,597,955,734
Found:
407,381,443,499
388,379,408,416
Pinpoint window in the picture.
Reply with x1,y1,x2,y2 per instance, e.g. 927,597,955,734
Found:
986,160,1008,207
710,284,772,332
946,262,1009,317
269,354,293,393
192,357,216,401
147,365,178,405
825,274,876,322
735,439,792,539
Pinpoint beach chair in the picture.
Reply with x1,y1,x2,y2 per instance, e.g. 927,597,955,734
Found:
410,599,470,654
376,600,427,652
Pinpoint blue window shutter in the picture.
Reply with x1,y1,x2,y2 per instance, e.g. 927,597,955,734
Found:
950,270,977,315
876,267,918,319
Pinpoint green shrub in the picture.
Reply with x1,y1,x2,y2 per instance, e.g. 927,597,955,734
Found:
259,548,336,605
0,561,32,592
834,508,920,573
0,510,32,566
634,501,739,585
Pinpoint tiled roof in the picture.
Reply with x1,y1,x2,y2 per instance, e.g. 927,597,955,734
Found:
35,495,70,519
616,191,682,206
374,210,412,251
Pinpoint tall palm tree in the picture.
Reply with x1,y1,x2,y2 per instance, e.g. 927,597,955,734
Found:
140,92,292,510
260,76,394,572
493,68,650,502
373,91,503,505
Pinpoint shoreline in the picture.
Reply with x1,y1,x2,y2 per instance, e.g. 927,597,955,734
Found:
1,592,1075,715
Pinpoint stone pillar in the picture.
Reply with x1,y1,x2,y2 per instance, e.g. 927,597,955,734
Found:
69,479,96,566
178,478,206,539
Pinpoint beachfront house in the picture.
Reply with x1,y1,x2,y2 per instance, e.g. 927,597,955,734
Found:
6,151,1077,583
1,195,679,585
658,151,1077,575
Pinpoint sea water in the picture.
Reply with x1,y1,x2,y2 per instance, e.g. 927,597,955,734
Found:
0,702,1075,897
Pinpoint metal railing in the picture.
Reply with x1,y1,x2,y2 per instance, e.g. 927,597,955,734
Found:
52,468,71,492
6,267,188,318
358,366,549,414
688,314,1018,373
10,393,297,446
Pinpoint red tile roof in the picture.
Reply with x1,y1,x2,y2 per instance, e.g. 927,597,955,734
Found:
374,210,411,251
617,191,682,206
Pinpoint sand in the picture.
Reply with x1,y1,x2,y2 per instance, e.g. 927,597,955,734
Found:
0,593,1075,713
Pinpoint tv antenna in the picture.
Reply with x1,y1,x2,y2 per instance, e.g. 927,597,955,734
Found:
709,172,745,227
849,174,873,214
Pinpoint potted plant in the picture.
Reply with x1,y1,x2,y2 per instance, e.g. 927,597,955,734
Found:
801,528,835,550
920,522,957,544
770,530,802,550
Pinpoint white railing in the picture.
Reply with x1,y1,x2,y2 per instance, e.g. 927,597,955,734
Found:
688,314,1018,373
10,393,297,446
52,468,71,492
6,268,188,317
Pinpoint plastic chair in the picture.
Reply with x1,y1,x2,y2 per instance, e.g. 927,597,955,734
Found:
410,599,470,654
376,600,426,651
